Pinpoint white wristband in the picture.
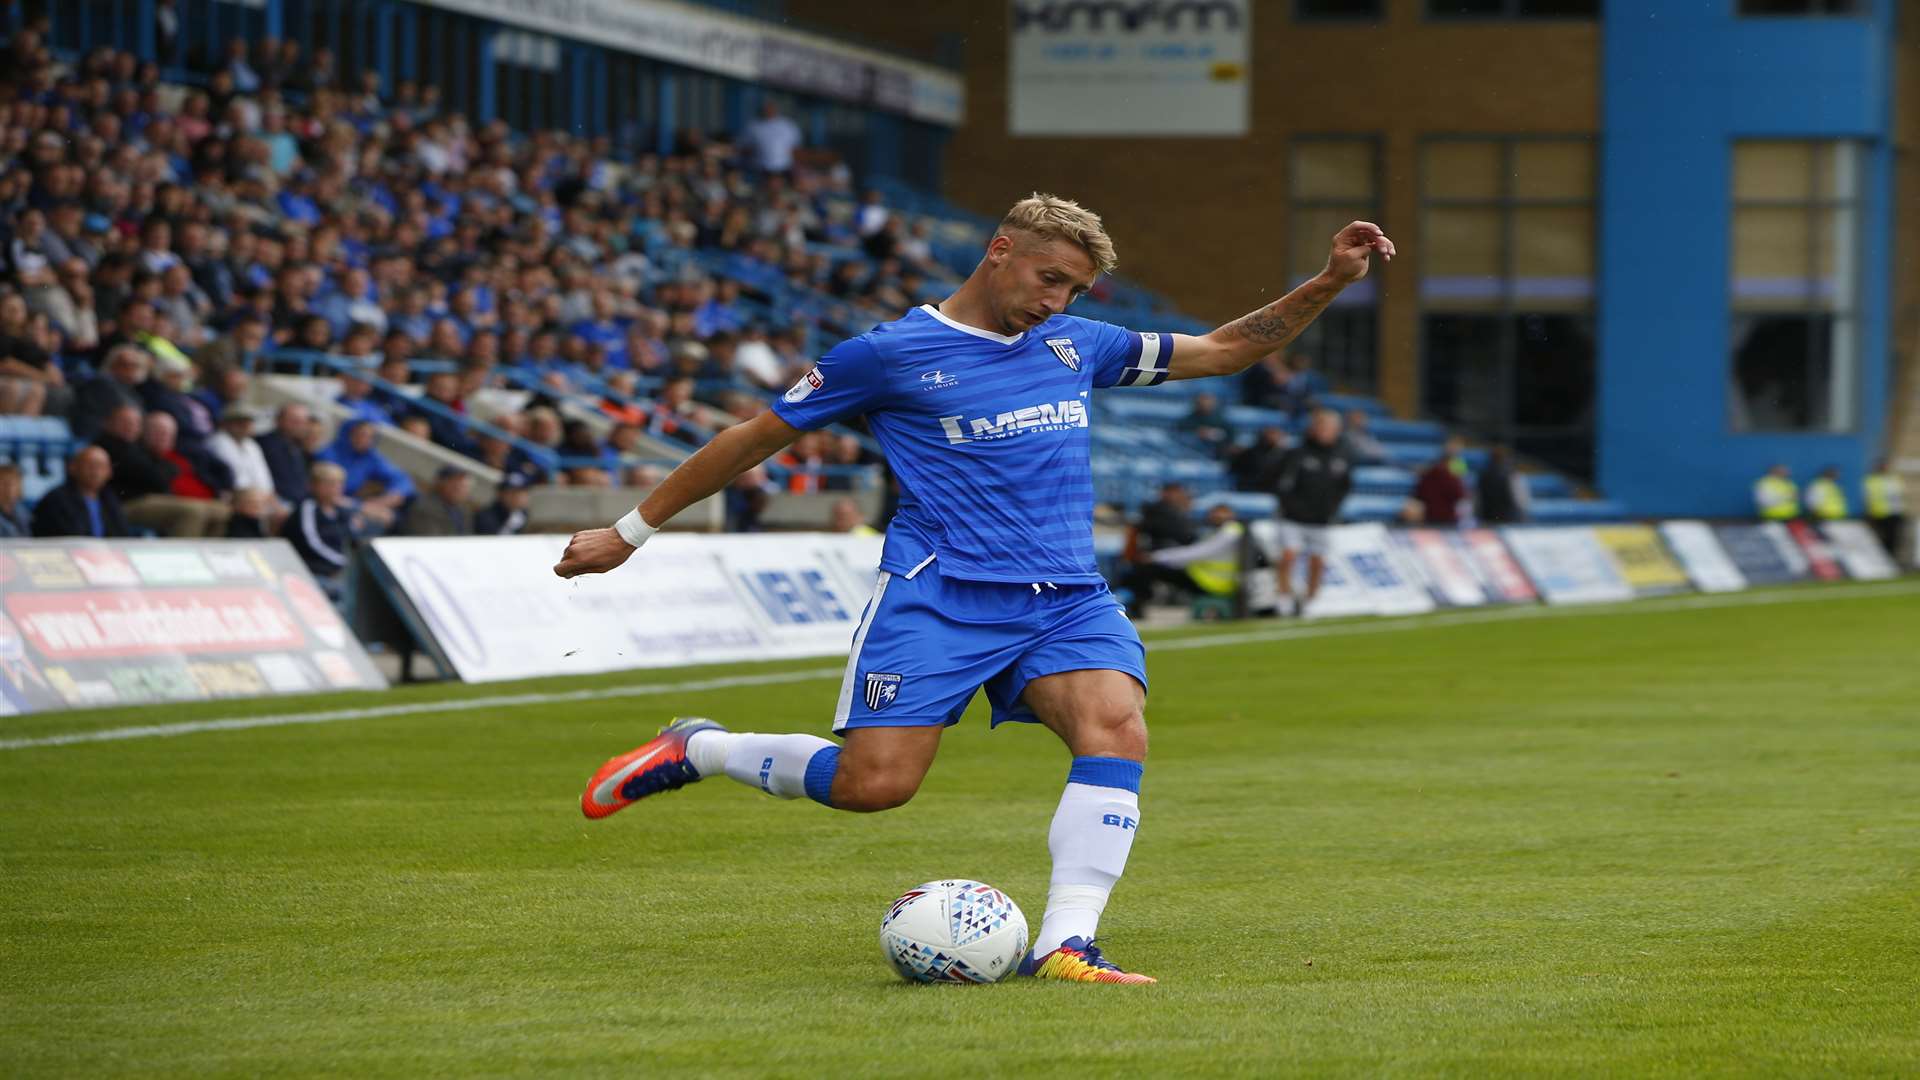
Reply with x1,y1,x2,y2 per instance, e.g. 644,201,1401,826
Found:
613,508,657,549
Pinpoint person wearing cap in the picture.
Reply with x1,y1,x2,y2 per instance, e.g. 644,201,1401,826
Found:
398,465,473,537
474,471,532,536
207,404,277,510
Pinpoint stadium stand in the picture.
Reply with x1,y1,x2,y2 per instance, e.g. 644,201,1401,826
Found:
0,17,1623,547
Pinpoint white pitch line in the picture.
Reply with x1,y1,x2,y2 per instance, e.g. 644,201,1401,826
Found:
2,580,1915,753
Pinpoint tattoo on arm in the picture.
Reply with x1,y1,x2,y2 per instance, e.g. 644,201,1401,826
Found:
1224,276,1343,348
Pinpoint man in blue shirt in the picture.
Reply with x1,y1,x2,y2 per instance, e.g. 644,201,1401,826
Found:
555,195,1394,984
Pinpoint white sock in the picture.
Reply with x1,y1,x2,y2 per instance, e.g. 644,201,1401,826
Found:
688,729,839,803
1032,757,1143,956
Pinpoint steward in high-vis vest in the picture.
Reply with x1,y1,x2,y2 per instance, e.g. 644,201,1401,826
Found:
1149,503,1247,599
1864,457,1906,560
1804,466,1848,520
1753,465,1798,521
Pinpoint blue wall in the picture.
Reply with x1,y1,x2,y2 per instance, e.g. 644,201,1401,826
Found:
1599,1,1895,517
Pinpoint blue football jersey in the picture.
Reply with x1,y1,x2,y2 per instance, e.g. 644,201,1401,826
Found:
772,304,1173,584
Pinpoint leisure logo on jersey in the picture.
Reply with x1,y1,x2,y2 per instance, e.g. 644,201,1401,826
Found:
864,672,903,712
920,370,959,391
784,367,824,403
1044,337,1081,372
937,398,1088,444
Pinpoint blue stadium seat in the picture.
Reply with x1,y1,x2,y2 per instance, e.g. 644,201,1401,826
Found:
1352,466,1415,495
1195,491,1278,520
1340,493,1407,522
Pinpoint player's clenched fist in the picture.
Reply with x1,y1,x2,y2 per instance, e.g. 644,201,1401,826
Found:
553,527,636,579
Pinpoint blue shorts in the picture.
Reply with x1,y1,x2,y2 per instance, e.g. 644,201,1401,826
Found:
831,559,1148,733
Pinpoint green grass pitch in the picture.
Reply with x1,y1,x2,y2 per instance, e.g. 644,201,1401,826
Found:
3,582,1918,1077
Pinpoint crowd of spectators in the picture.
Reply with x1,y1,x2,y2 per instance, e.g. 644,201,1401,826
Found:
0,26,940,580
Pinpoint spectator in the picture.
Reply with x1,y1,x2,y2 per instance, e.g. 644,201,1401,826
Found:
138,353,218,457
1272,408,1353,616
255,402,315,505
1412,436,1469,527
226,488,273,539
1343,408,1387,465
33,258,101,357
1175,391,1232,459
1146,502,1247,618
0,290,68,416
190,313,268,386
0,462,29,538
30,446,129,538
829,496,879,536
1475,446,1529,525
282,461,359,602
399,466,473,536
1804,466,1848,520
741,102,804,179
96,403,204,537
1752,463,1797,522
473,471,532,535
410,370,478,457
1273,353,1327,419
138,410,232,535
648,376,707,446
317,417,413,525
207,405,276,505
1239,352,1289,411
1863,458,1906,560
725,465,774,533
1228,426,1289,493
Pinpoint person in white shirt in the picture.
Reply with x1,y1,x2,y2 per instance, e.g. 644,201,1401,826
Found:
741,102,804,177
208,405,279,512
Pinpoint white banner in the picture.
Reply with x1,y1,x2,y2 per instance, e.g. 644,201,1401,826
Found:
368,533,883,683
1247,523,1433,617
1009,0,1250,136
1658,521,1747,593
1500,527,1633,605
1820,521,1898,580
414,0,964,125
1394,529,1488,607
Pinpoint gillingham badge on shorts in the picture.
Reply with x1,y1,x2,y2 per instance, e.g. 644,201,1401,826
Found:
864,672,903,712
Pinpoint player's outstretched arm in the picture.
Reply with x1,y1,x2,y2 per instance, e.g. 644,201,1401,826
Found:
1164,221,1395,382
553,410,802,579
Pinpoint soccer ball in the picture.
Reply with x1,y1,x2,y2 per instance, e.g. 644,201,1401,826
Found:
879,879,1028,983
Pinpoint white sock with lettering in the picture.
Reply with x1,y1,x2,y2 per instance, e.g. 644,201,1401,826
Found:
688,730,840,805
1032,757,1143,957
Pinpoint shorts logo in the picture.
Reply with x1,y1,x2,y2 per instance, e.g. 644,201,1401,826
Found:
1044,337,1081,372
864,672,902,712
784,367,824,403
920,370,959,391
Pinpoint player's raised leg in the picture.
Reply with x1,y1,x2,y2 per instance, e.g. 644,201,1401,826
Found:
1017,668,1157,985
581,723,940,817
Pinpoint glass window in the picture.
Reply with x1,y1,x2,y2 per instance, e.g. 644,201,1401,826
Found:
1729,140,1862,432
1297,0,1384,17
1420,137,1597,478
1289,138,1382,392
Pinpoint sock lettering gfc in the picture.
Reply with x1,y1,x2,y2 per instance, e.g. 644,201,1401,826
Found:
1033,756,1143,957
689,730,839,806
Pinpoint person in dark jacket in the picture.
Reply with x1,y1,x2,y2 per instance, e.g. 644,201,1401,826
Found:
1272,408,1353,615
473,471,532,535
31,446,130,537
1475,445,1528,525
1119,482,1201,618
1228,426,1289,493
255,402,314,506
281,461,360,603
66,344,149,441
398,466,473,536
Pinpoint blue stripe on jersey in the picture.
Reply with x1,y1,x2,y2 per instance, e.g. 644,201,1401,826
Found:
771,306,1173,583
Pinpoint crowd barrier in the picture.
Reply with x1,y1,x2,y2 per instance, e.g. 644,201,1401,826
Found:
1,522,1901,712
0,539,387,715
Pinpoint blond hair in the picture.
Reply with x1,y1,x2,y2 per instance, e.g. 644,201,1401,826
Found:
996,193,1117,276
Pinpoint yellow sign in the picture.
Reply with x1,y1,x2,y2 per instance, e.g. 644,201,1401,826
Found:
1592,526,1690,594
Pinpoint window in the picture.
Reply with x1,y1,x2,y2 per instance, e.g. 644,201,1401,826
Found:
1288,137,1381,392
1420,137,1597,477
1729,141,1862,432
1297,0,1383,17
1738,0,1861,14
1428,0,1599,16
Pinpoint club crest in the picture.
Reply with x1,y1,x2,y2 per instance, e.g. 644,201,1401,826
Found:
1044,337,1081,372
864,672,903,712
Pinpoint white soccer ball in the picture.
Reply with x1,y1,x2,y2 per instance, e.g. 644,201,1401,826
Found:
879,879,1028,984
